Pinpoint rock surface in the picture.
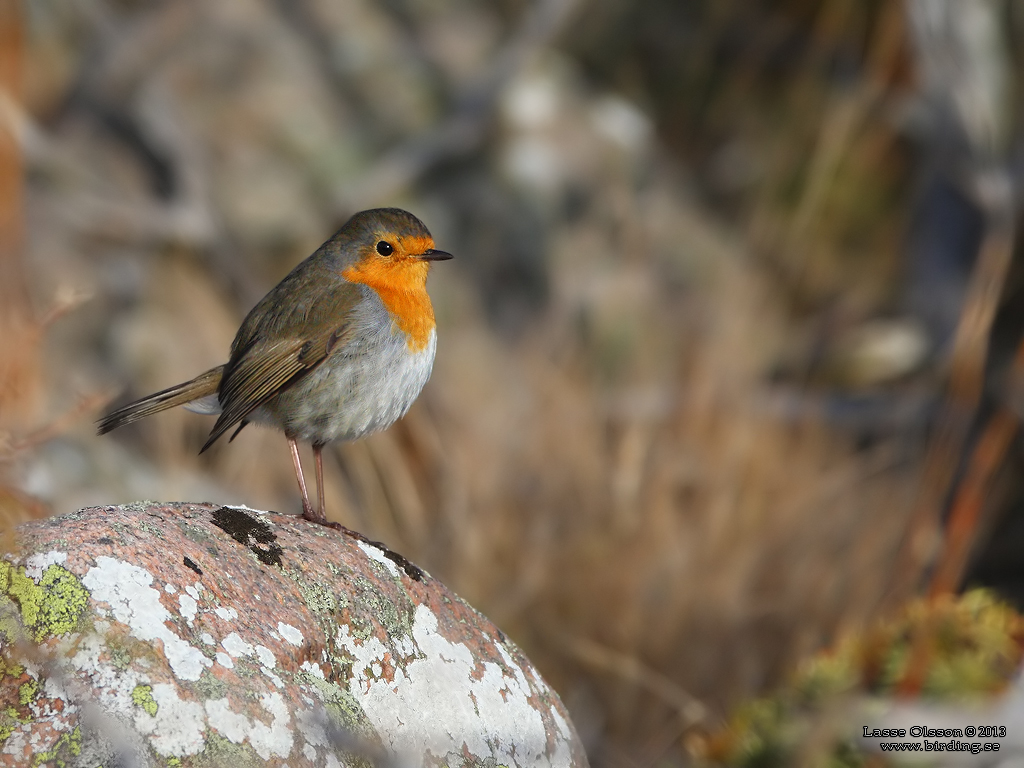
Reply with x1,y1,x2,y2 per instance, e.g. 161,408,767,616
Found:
0,503,587,767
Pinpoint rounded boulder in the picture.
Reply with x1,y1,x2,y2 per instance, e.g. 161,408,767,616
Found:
0,502,587,768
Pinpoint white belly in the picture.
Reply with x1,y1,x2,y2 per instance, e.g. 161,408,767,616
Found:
252,295,437,444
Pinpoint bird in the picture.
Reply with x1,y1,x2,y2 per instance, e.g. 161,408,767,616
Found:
98,207,452,528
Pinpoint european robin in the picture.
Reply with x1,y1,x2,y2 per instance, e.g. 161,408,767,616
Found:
98,208,452,527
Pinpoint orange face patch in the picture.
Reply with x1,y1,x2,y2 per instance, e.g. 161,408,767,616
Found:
342,235,438,352
396,234,436,257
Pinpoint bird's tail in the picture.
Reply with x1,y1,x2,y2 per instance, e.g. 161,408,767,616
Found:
97,365,225,434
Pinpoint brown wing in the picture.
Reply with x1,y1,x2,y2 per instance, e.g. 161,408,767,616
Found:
200,269,363,452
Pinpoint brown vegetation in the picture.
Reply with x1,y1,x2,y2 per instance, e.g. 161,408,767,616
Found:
3,1,1023,764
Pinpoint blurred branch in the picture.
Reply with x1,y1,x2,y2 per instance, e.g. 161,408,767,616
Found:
894,174,1016,597
0,288,101,462
335,0,581,209
784,2,907,266
0,0,26,317
551,631,708,729
272,0,412,137
890,0,1018,599
927,331,1024,598
0,391,113,464
72,0,199,101
905,0,1011,160
62,0,200,200
53,1,268,306
927,409,1016,597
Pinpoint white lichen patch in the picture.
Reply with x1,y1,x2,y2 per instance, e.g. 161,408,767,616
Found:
278,622,304,646
23,550,68,581
81,557,212,681
134,683,206,757
40,664,71,703
205,698,250,742
178,594,198,625
550,708,574,756
222,632,255,658
254,644,276,668
23,664,79,734
226,504,268,513
67,632,144,711
1,727,27,759
356,541,400,577
337,604,573,768
251,691,295,759
295,707,329,748
300,661,326,680
204,692,295,760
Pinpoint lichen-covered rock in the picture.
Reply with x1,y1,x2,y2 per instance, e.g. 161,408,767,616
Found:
0,503,587,768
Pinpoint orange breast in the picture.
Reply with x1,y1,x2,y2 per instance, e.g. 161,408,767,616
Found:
342,257,436,352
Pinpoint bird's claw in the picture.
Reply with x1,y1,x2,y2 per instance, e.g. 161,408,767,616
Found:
298,508,424,581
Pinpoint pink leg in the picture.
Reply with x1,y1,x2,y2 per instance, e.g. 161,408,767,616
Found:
299,442,420,577
287,438,316,521
314,444,326,522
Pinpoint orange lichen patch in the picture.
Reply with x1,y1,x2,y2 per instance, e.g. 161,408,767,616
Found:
379,651,397,683
342,238,437,352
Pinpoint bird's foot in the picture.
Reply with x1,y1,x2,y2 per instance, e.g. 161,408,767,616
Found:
301,505,339,528
299,506,424,581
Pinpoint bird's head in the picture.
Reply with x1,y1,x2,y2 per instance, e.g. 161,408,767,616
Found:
339,208,452,294
335,208,452,351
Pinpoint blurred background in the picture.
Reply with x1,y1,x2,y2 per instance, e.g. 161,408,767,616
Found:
2,0,1024,764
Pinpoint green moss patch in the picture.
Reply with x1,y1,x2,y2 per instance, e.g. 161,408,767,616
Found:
0,705,31,742
298,669,378,742
698,590,1024,768
196,730,262,768
0,561,89,642
132,684,158,717
31,725,82,767
18,679,38,707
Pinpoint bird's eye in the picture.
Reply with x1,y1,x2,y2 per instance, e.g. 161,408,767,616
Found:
376,241,394,256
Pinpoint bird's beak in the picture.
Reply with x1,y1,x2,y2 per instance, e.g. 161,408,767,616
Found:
418,248,453,261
